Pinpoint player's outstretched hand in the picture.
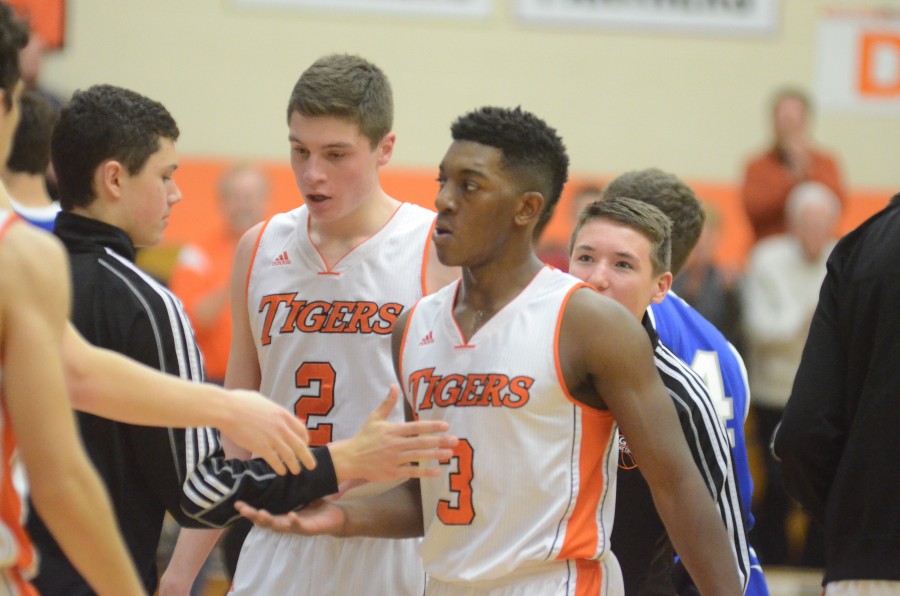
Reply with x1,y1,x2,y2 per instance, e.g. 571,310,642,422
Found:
220,389,316,475
329,385,458,484
235,498,346,537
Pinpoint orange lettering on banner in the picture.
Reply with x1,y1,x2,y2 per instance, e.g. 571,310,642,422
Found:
858,32,900,97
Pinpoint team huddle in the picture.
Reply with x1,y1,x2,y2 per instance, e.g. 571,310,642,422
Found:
0,2,775,594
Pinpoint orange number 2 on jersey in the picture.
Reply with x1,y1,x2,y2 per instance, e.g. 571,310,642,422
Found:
437,439,475,525
293,362,336,446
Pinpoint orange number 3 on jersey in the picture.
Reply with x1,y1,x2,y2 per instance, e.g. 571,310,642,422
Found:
437,439,475,525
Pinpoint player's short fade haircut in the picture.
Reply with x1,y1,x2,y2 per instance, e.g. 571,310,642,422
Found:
287,54,393,149
451,106,569,236
0,3,27,110
7,90,57,174
571,196,672,276
51,84,179,211
602,168,703,276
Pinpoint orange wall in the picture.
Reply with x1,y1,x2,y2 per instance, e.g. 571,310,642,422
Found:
164,158,893,272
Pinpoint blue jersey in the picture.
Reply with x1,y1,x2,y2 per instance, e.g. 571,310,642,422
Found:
9,199,59,232
650,291,769,595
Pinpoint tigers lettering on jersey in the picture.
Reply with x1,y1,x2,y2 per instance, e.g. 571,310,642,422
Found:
408,367,534,410
257,292,403,345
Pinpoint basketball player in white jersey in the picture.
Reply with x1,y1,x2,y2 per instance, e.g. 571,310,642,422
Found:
237,106,743,595
0,4,144,593
161,54,459,595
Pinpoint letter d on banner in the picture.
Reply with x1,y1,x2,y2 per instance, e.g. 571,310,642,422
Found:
859,33,900,97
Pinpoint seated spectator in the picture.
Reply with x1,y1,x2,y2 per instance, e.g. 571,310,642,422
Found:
741,180,840,567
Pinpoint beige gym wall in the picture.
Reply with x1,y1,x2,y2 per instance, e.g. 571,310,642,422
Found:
40,0,899,189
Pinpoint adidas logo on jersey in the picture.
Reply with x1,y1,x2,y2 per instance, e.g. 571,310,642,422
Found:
272,251,291,266
418,330,435,346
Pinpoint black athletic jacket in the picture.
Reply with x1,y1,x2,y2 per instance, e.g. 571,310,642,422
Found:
27,212,338,595
775,196,900,585
610,316,750,595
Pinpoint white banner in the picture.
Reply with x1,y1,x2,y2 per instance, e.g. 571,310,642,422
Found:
231,0,493,18
516,0,780,37
815,7,900,114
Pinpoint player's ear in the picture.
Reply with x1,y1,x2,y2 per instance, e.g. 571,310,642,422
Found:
515,191,544,227
650,271,673,305
375,132,396,167
96,159,126,200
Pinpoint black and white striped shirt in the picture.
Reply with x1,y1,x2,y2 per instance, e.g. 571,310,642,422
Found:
27,212,336,595
610,314,751,594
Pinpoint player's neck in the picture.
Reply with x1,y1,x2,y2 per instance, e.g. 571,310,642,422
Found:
458,252,544,322
0,178,11,211
309,190,401,267
0,172,53,208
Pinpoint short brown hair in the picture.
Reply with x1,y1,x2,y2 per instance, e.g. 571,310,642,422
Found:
571,196,672,276
287,54,393,149
602,168,703,275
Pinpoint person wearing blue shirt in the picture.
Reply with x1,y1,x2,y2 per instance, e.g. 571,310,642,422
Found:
1,90,59,231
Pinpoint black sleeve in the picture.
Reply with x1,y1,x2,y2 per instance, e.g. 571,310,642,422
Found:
124,288,340,529
177,445,339,528
773,261,847,525
654,348,750,592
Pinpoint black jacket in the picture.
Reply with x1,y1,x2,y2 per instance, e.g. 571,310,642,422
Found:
28,212,338,595
610,316,749,594
775,196,900,584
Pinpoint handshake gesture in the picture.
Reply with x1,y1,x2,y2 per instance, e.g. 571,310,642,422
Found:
235,385,455,535
328,384,457,484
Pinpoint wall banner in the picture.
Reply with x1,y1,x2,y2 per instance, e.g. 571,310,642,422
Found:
515,0,780,37
816,7,900,114
231,0,493,19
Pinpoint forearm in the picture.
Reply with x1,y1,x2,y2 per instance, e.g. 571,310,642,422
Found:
652,475,742,595
773,377,842,523
65,327,236,429
31,459,145,595
159,527,224,595
180,446,338,528
342,480,423,538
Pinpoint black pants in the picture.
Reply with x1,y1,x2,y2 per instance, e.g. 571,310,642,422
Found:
750,405,825,568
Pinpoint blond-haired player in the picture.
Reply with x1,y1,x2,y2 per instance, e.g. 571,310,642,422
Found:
162,54,458,595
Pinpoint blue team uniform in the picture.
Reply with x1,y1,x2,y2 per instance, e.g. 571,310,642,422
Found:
9,199,59,232
650,291,768,595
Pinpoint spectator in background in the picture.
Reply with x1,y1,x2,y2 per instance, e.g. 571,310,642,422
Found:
18,24,65,199
1,89,59,230
672,201,743,353
169,164,270,385
534,182,603,271
740,181,840,567
741,87,845,243
18,27,64,113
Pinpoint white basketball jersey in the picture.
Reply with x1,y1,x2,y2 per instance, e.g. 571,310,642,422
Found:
233,203,435,595
248,202,435,451
400,266,620,586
